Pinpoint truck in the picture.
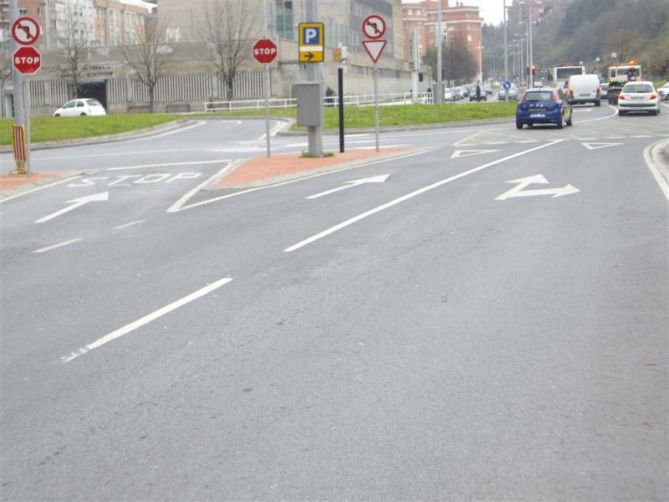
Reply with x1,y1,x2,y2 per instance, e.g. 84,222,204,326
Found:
607,63,642,104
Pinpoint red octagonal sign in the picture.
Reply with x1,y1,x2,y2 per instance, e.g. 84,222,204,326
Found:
13,46,41,75
253,38,277,64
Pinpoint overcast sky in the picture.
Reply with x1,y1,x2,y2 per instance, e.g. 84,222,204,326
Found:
402,0,507,26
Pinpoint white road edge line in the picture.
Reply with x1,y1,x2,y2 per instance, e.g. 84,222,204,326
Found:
33,238,83,254
0,175,82,204
113,219,146,230
167,159,244,213
257,121,286,141
168,149,432,213
107,158,232,172
643,138,669,201
125,120,206,143
284,139,564,253
62,277,234,363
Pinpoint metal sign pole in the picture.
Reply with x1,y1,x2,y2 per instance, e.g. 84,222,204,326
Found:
373,66,379,152
338,65,344,153
9,0,29,174
305,0,323,157
264,65,271,157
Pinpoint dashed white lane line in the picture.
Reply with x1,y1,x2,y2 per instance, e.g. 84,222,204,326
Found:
32,238,83,254
284,139,563,253
113,219,146,230
62,277,234,363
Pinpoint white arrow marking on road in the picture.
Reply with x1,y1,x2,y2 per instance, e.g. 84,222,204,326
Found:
305,174,390,200
35,192,109,224
582,142,623,150
495,174,579,201
451,149,500,159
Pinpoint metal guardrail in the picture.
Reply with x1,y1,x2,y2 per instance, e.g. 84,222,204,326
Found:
204,92,434,112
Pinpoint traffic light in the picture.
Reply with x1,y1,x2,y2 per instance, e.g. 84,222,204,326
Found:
531,65,537,75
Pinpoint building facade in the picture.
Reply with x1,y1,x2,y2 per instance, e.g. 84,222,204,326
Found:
401,0,483,82
0,0,153,49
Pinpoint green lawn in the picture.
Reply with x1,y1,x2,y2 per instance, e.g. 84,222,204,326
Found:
1,102,517,145
204,101,518,130
0,114,182,145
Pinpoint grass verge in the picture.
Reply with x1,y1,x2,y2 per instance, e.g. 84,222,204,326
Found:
198,101,517,130
0,113,182,145
1,101,517,145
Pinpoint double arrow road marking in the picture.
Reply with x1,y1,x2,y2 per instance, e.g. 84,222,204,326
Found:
496,175,579,201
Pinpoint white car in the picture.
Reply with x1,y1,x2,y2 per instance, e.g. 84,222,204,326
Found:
54,99,107,117
657,82,669,101
617,81,661,116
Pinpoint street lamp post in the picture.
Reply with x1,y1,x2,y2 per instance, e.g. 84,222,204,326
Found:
528,0,533,87
503,0,508,101
436,0,443,103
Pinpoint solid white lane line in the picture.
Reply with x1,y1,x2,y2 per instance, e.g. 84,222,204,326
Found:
0,176,81,204
62,277,234,363
167,160,243,213
113,219,146,230
643,139,669,201
33,238,83,254
107,158,231,171
284,140,563,253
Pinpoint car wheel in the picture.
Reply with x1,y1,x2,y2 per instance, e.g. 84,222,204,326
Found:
80,112,87,116
516,120,523,129
595,100,601,107
651,110,658,116
54,113,60,117
618,110,625,116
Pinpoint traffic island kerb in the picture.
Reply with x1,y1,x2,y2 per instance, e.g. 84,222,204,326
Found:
217,147,413,189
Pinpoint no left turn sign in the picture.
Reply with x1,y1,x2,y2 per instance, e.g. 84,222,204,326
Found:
362,15,386,40
12,16,41,45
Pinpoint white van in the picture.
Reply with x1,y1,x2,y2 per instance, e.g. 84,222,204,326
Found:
568,74,601,106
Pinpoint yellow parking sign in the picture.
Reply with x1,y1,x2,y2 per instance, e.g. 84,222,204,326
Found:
298,22,324,63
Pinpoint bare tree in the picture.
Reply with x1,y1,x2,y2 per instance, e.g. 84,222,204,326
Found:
121,19,175,113
58,2,94,99
199,0,259,100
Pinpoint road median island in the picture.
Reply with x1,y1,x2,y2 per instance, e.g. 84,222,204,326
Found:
218,147,416,189
0,171,82,202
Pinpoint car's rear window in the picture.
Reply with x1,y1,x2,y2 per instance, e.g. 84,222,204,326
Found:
622,84,653,93
86,99,102,106
524,91,553,101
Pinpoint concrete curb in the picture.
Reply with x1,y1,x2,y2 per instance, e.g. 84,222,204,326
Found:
650,138,669,187
219,148,426,189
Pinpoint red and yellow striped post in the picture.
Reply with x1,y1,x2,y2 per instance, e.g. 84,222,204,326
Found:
11,124,28,175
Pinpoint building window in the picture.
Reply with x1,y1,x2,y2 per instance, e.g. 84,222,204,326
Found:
275,0,294,40
19,8,28,16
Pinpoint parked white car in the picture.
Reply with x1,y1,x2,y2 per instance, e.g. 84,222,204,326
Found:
658,81,669,101
54,99,107,117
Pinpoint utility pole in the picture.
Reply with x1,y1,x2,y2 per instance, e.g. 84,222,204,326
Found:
436,0,443,103
503,0,508,101
305,0,323,156
528,0,533,87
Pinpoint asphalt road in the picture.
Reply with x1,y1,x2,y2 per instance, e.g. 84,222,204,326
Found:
1,104,668,501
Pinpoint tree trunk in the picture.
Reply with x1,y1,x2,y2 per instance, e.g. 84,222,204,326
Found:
226,75,234,101
149,86,155,113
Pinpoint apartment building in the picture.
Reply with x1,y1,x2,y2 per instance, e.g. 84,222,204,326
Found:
157,0,403,60
401,0,483,81
0,0,153,48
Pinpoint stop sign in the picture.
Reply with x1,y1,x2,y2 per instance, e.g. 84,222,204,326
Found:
13,46,41,75
253,38,277,64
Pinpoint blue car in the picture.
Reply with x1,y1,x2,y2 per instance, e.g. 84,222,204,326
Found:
516,88,573,129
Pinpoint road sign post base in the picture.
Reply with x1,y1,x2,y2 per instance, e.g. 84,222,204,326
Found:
12,160,28,175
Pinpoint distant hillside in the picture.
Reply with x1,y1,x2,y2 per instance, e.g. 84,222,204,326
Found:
482,0,669,81
534,0,669,78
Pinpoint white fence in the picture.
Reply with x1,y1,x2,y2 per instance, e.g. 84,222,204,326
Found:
204,92,434,112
